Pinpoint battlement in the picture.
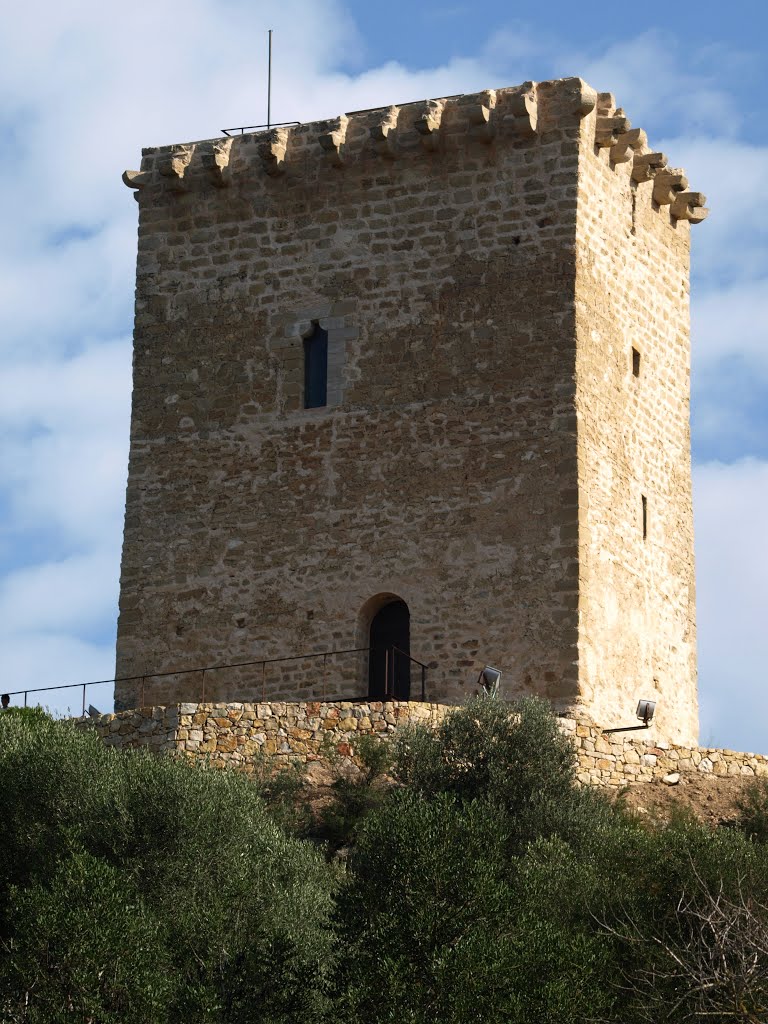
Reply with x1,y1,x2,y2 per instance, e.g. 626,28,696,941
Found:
122,77,707,227
117,71,703,744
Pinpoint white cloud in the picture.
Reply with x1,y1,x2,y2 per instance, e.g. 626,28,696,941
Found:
694,458,768,750
658,137,768,284
0,549,119,636
692,278,768,369
573,31,741,138
0,340,131,550
0,2,766,754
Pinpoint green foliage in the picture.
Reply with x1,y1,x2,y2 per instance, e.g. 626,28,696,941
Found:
355,733,393,782
336,700,623,1023
0,713,337,1023
338,791,513,1023
0,705,51,721
393,696,615,853
4,698,768,1023
394,696,575,807
316,734,392,850
248,751,313,834
2,850,171,1023
736,775,768,843
336,698,768,1024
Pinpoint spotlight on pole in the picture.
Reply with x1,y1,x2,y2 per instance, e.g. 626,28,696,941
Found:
636,699,656,725
603,699,657,734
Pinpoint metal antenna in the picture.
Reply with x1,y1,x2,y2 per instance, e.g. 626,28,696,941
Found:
267,29,273,129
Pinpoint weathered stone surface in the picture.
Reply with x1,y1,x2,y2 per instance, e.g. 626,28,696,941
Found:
74,705,768,795
115,77,703,746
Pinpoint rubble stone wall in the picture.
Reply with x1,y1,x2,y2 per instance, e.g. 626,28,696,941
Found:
117,79,591,714
80,701,765,787
573,93,698,744
116,78,706,744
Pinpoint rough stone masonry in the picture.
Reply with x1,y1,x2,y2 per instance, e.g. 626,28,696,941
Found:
117,77,706,744
83,700,763,791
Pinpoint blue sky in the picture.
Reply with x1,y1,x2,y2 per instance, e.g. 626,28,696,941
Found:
0,0,765,749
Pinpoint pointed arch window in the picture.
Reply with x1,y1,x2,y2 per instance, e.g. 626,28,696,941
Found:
303,322,328,409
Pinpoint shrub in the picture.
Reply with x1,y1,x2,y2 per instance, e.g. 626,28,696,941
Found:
0,706,51,721
587,822,768,1023
735,776,768,844
337,791,516,1023
338,698,768,1024
315,733,393,850
393,695,615,853
0,712,338,1023
1,850,171,1024
394,696,576,807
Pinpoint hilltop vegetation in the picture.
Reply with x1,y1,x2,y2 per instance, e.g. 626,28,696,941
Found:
1,699,768,1023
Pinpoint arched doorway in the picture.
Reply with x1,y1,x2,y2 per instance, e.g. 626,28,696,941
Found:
368,599,411,700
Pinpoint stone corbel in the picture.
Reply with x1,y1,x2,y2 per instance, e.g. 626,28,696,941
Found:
414,100,444,151
597,92,615,112
122,168,152,202
468,104,493,141
610,128,647,165
671,191,709,224
259,128,289,176
201,140,232,187
370,108,399,158
595,108,632,148
502,84,538,137
318,116,349,167
122,169,152,190
571,83,597,117
158,152,191,192
632,151,668,183
652,168,689,206
467,93,499,143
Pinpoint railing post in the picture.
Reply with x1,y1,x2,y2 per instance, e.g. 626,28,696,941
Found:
261,661,266,702
82,683,87,716
201,669,206,703
140,676,146,707
24,691,28,708
322,653,327,700
384,648,390,699
421,664,426,703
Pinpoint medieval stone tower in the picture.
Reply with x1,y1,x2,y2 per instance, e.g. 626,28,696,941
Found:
116,77,706,744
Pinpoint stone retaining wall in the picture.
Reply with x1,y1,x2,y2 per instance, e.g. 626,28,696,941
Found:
558,717,768,786
79,701,768,787
82,700,448,768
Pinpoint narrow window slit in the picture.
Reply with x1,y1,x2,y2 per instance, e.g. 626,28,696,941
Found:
642,495,648,539
632,347,641,377
303,322,328,409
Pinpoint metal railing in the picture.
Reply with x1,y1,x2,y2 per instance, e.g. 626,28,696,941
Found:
220,120,300,137
381,645,428,703
3,644,431,715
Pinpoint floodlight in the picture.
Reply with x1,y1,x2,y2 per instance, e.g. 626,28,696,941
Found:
636,700,656,725
603,699,658,734
87,704,101,718
477,665,502,697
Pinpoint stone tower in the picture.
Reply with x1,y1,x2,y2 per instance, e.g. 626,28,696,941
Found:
117,77,706,744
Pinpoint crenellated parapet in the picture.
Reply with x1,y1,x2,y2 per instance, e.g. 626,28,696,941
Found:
122,78,590,197
590,92,708,225
122,76,707,225
317,115,349,166
200,139,233,187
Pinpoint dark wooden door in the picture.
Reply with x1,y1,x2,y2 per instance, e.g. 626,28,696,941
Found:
368,600,411,700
